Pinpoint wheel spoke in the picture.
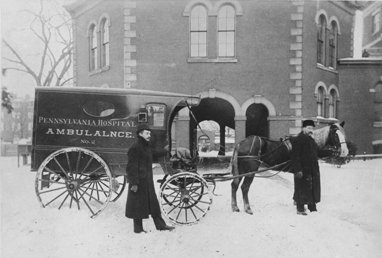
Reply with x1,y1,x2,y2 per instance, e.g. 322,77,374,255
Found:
53,157,69,178
175,202,185,221
76,151,82,173
39,186,68,195
78,181,93,201
96,181,110,198
69,194,74,208
189,205,199,221
44,189,68,207
89,165,105,176
95,181,100,201
43,166,65,180
74,191,81,210
80,156,94,174
58,193,70,209
65,152,72,173
79,187,105,205
77,188,96,216
88,182,95,201
37,178,66,185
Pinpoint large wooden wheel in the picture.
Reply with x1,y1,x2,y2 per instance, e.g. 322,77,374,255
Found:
159,172,212,225
35,147,112,218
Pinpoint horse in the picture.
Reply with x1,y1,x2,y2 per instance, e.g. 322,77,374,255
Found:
230,122,349,215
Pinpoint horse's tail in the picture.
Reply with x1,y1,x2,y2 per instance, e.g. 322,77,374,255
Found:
231,142,239,176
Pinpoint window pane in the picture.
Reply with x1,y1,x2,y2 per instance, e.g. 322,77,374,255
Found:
199,32,206,44
191,6,207,30
190,32,198,44
199,44,207,57
219,44,226,57
191,17,199,31
191,45,198,57
219,32,227,44
105,43,109,66
227,32,234,43
92,29,97,47
103,23,109,43
219,16,227,30
226,43,234,57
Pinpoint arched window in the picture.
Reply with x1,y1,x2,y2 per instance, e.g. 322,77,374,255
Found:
100,18,110,67
317,87,325,117
190,5,207,57
329,89,338,118
218,5,235,57
328,21,338,69
317,15,326,65
89,24,98,71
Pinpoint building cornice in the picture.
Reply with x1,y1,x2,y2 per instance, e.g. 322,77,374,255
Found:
329,1,356,15
64,0,103,18
363,1,382,17
338,58,382,65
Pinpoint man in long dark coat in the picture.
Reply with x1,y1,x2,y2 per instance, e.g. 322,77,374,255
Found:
291,119,321,215
125,123,175,233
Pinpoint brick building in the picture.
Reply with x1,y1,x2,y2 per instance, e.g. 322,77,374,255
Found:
65,0,382,154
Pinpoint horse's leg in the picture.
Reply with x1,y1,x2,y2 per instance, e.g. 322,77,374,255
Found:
231,177,243,212
241,175,255,215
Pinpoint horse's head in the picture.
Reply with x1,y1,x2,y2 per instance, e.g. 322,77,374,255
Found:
327,122,349,157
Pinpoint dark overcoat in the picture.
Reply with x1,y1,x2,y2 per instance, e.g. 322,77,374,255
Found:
125,137,161,219
291,132,321,204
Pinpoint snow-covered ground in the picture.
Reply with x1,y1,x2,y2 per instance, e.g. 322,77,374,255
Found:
1,156,381,258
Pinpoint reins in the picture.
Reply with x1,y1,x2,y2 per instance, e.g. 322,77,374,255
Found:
203,160,291,182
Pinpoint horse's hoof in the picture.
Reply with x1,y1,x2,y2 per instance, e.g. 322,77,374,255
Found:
245,209,254,215
232,207,240,212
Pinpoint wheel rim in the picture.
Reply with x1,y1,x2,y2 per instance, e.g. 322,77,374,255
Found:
160,172,212,225
110,176,127,202
35,147,112,218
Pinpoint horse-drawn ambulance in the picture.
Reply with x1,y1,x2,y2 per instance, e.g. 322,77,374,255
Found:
31,87,210,223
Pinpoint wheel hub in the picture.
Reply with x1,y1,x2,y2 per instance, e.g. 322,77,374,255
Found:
67,180,79,191
180,189,191,204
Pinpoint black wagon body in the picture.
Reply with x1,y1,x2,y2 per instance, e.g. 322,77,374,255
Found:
32,87,206,220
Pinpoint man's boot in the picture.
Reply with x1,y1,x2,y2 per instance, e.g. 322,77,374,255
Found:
133,219,147,233
308,203,317,212
153,216,175,231
296,203,307,216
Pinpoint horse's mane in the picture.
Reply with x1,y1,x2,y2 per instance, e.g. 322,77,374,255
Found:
312,126,330,149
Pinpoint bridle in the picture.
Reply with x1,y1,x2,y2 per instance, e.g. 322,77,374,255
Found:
326,125,346,157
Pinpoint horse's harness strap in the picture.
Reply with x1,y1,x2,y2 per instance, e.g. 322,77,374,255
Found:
248,136,262,157
283,139,292,152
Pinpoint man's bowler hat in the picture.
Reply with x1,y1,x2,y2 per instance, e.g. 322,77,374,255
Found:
302,119,315,128
136,123,151,134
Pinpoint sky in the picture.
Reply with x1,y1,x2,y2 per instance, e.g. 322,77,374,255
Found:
1,0,72,98
1,0,365,98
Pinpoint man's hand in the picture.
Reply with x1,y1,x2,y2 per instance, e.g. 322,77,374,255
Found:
294,171,303,179
130,185,138,193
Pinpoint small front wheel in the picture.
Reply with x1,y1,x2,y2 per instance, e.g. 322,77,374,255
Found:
159,172,212,225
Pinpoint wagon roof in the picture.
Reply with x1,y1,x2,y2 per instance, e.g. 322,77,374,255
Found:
35,86,199,99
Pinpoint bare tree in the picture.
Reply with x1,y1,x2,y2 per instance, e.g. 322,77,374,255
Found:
2,0,73,87
1,86,14,114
